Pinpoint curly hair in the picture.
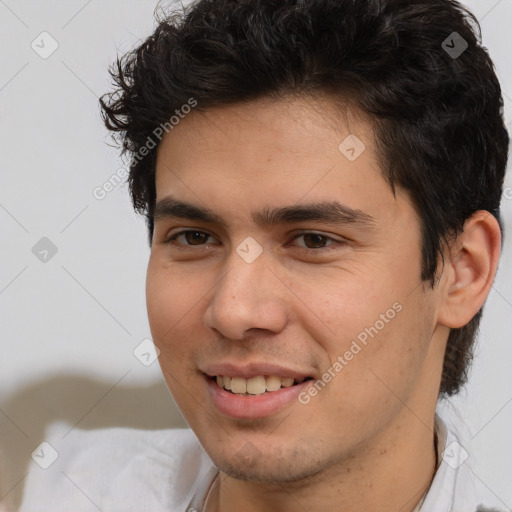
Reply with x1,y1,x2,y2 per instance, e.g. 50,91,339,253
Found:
100,0,509,397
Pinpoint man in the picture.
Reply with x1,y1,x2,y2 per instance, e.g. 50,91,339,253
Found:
19,0,509,510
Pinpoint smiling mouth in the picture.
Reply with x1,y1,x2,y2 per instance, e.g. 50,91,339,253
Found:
210,375,314,396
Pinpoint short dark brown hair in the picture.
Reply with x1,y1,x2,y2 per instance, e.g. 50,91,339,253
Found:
100,0,509,397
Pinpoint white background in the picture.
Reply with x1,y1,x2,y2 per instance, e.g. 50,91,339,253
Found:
0,0,511,509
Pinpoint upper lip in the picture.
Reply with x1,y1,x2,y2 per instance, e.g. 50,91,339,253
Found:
202,362,313,380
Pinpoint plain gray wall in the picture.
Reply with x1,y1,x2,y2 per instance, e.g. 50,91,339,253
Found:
1,0,511,509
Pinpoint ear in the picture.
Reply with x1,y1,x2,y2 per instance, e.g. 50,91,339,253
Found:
437,211,501,329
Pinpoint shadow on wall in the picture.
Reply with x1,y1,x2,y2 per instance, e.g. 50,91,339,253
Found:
0,374,188,510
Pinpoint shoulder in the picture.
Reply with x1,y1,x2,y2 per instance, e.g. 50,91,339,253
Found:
19,422,214,512
423,413,507,512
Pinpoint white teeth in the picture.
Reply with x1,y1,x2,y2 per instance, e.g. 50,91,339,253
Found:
230,377,247,394
246,376,266,395
265,375,281,392
215,375,304,395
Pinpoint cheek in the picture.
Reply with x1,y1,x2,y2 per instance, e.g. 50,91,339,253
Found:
287,269,400,353
146,264,172,338
300,268,428,395
146,260,199,344
146,263,202,399
328,294,434,407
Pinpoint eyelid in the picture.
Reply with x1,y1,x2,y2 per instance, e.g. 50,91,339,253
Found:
163,228,346,252
163,228,219,245
287,230,346,250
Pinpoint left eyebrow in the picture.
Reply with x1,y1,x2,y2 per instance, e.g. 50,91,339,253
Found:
153,195,377,230
253,201,377,230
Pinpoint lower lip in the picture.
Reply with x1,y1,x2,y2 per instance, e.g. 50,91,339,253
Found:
206,376,312,419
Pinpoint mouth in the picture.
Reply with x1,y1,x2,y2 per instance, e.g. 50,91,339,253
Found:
202,363,317,418
210,375,314,396
205,373,315,419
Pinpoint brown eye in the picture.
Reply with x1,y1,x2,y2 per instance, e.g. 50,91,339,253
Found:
165,230,217,247
302,233,329,249
291,232,342,250
184,231,210,245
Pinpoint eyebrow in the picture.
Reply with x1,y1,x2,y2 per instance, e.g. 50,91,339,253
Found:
153,196,377,230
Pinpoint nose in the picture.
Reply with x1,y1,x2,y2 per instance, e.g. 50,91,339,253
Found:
203,250,289,340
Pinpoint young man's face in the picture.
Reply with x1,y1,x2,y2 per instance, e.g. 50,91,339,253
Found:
146,96,448,483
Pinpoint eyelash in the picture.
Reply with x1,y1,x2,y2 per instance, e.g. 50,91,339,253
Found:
162,230,345,252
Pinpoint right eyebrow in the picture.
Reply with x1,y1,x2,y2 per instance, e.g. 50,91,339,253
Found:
154,197,223,224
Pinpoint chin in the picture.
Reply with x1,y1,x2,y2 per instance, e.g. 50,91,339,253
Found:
219,463,315,484
211,446,326,485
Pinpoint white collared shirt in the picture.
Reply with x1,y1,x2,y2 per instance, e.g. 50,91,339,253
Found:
19,413,503,512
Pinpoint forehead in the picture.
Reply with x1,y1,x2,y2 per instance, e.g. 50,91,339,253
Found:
152,95,413,230
155,95,380,184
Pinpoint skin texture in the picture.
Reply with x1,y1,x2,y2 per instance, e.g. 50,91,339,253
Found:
146,95,501,512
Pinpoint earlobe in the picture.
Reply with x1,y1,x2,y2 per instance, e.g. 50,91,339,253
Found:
437,211,501,329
